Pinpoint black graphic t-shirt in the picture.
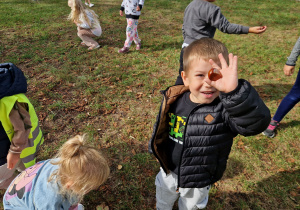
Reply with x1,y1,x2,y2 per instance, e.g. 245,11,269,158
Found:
166,92,199,175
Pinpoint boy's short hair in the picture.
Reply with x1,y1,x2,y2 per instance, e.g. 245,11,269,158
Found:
183,38,229,73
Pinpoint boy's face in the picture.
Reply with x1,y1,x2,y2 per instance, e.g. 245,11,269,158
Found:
181,59,220,104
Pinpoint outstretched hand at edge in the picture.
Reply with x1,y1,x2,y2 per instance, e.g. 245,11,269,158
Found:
249,26,267,34
283,64,295,76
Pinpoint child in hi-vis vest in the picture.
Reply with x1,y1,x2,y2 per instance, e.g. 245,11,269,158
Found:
0,63,44,189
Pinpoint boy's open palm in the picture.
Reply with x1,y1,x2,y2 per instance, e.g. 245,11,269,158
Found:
206,53,238,93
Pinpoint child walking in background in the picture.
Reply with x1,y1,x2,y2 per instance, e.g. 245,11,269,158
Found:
0,63,44,189
3,134,110,210
68,0,102,50
263,37,300,138
84,0,94,8
149,38,270,209
118,0,144,53
175,0,267,85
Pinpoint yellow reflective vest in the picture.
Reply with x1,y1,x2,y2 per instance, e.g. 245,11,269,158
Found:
0,94,44,168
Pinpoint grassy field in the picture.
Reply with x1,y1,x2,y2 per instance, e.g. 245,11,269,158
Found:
0,0,299,209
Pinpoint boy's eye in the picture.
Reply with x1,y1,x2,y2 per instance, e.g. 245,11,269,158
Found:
196,74,205,77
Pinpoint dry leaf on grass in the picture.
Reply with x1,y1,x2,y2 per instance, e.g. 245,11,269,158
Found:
96,203,109,210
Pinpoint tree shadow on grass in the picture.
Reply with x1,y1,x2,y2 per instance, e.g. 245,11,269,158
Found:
222,157,245,180
253,83,294,102
278,120,300,129
143,41,182,52
208,169,300,209
98,38,182,52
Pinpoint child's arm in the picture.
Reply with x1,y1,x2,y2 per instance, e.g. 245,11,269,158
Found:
248,26,267,34
207,54,271,136
283,65,295,76
120,0,125,16
209,7,266,35
136,0,144,11
7,102,32,169
77,11,92,29
284,37,300,76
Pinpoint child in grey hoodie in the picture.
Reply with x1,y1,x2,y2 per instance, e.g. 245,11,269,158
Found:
175,0,267,85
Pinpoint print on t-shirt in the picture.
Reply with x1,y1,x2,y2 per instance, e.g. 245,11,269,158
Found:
6,161,45,200
168,112,187,145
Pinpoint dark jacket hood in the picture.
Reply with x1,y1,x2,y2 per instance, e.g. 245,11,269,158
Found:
0,63,27,100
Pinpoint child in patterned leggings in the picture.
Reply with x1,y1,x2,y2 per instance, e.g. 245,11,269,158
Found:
263,37,300,138
118,0,145,53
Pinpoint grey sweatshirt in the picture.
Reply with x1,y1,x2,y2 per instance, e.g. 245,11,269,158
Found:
286,37,300,66
182,0,249,45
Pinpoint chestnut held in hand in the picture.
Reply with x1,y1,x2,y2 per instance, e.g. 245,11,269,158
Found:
208,68,222,81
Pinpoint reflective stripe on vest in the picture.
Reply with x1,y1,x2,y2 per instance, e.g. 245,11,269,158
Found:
0,94,44,168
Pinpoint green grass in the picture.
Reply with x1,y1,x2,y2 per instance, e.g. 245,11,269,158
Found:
0,0,300,209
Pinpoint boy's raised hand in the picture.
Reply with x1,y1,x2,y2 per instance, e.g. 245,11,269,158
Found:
205,53,238,93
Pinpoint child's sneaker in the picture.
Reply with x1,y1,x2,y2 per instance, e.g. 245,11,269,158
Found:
85,2,88,5
262,120,279,138
88,45,100,50
118,47,129,53
136,42,141,50
89,3,94,7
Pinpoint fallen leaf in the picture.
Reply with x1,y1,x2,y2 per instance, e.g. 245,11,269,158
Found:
96,203,109,210
287,158,295,163
118,165,122,170
290,191,297,197
131,149,136,155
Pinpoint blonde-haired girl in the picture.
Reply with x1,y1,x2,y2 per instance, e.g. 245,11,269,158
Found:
3,135,110,209
68,0,102,50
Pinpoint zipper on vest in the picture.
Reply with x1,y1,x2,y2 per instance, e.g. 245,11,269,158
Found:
151,89,172,173
177,105,201,189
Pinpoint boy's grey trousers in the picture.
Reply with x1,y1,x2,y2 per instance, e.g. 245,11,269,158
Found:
155,167,210,210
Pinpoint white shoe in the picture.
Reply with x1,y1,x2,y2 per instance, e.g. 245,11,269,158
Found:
77,204,84,210
89,3,94,7
85,2,88,5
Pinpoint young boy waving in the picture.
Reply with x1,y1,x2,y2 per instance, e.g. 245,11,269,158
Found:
149,38,270,209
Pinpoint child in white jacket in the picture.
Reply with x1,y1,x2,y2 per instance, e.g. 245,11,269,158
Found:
68,0,102,50
118,0,145,53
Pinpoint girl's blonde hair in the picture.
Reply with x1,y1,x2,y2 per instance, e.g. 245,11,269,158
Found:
183,38,229,73
49,134,110,201
68,0,99,28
